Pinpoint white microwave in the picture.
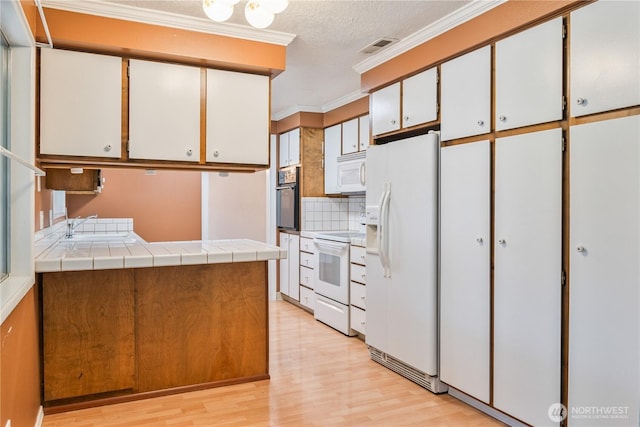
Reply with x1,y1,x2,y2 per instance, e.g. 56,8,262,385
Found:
336,152,366,194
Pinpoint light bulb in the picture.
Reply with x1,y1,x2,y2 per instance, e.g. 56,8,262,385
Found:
245,0,275,29
263,0,288,14
202,0,234,22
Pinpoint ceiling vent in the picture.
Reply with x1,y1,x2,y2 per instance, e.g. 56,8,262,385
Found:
360,37,398,54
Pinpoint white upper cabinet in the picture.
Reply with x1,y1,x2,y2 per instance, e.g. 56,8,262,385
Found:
359,115,370,151
495,18,563,131
324,124,341,195
441,46,491,141
401,67,438,128
570,0,640,117
371,82,400,136
206,69,269,165
129,59,200,162
40,49,122,158
279,128,300,168
342,118,359,155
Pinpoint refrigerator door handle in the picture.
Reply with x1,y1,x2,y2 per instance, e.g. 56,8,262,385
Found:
380,183,392,278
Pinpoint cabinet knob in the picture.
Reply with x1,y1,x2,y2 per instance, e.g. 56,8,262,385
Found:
499,115,506,122
498,238,506,245
404,116,410,122
361,273,366,280
360,296,365,301
213,150,220,158
576,245,586,253
187,149,193,156
361,321,366,326
104,144,112,152
576,97,586,105
476,237,484,244
390,119,397,125
477,120,484,126
352,144,357,149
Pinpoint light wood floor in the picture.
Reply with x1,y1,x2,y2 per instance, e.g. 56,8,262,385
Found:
43,300,503,426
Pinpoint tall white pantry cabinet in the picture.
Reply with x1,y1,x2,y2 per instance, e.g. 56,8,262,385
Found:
438,1,639,426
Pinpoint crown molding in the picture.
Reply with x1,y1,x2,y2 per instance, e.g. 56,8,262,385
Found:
271,105,323,122
40,0,296,46
321,90,368,113
271,90,368,121
353,0,506,74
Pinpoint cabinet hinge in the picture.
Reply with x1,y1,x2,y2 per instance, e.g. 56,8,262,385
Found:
436,70,439,84
436,103,440,114
562,95,566,111
126,140,130,152
562,137,566,152
562,24,567,39
127,63,130,78
561,270,566,287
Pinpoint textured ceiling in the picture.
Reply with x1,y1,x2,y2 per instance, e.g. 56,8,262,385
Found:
96,0,472,118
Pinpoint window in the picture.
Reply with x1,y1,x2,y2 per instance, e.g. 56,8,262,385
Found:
0,32,8,282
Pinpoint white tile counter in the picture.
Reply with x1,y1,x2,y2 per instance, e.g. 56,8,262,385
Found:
35,219,286,273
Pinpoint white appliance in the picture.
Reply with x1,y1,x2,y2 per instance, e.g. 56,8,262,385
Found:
336,152,366,194
365,132,447,393
313,231,365,336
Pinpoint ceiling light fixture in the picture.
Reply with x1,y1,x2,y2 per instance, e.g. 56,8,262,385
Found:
202,0,288,29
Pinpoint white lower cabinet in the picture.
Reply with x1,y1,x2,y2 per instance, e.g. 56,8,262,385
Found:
315,294,350,333
299,286,315,311
349,244,366,335
568,115,639,425
440,140,491,404
493,128,562,426
279,232,300,301
299,236,315,310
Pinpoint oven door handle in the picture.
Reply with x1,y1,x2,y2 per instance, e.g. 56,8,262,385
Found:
313,238,349,253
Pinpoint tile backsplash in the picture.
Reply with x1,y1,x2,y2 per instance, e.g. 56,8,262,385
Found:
301,196,366,232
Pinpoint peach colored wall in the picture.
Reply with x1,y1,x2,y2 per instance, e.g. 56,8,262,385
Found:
361,0,583,91
38,8,286,75
206,171,267,241
323,97,369,127
66,168,201,242
0,287,41,427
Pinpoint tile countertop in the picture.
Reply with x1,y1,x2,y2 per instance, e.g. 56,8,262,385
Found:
35,220,286,273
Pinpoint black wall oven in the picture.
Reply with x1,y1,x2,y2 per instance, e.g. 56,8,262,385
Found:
276,167,300,230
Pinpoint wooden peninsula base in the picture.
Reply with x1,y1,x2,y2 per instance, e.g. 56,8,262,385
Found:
40,262,268,413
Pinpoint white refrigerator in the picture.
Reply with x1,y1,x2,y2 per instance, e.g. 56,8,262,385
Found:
365,132,446,393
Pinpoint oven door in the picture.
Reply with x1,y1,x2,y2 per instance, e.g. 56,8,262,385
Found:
276,184,299,230
313,238,349,304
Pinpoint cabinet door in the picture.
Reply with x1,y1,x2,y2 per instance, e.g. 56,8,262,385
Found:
441,46,491,141
342,118,359,155
324,124,341,195
279,232,290,296
278,131,289,168
569,116,639,425
358,115,370,151
440,140,491,404
495,18,563,131
288,234,300,301
494,129,562,426
40,49,122,158
371,82,400,136
402,67,438,128
288,128,301,166
206,69,269,165
129,60,200,162
570,1,640,117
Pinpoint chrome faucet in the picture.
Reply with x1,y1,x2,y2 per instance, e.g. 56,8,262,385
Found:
66,214,98,238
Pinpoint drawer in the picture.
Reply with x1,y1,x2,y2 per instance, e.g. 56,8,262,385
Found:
300,237,315,254
350,281,366,310
350,263,366,284
300,266,314,289
300,251,314,269
350,305,366,335
300,286,315,311
314,293,354,336
350,245,366,265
